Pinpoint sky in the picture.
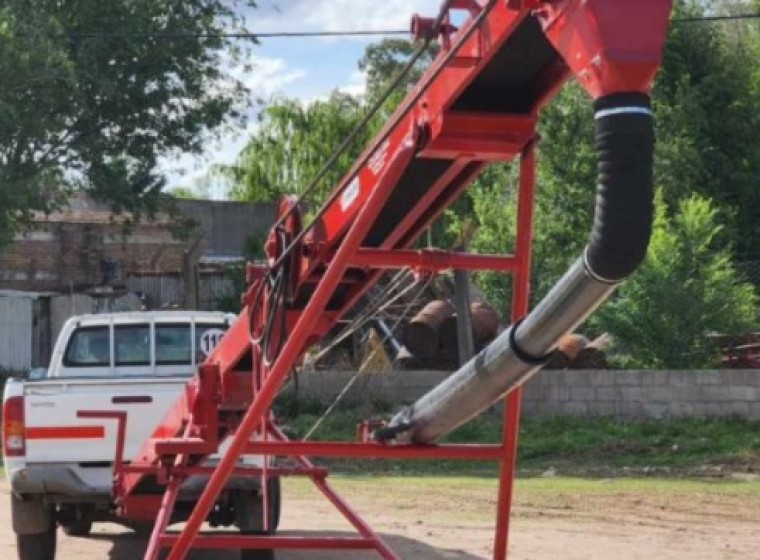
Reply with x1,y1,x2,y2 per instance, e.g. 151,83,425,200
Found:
161,0,440,197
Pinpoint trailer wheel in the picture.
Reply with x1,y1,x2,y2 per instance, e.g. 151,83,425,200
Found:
264,475,282,534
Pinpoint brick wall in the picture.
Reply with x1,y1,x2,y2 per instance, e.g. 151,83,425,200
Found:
0,198,276,294
0,221,185,291
290,369,760,420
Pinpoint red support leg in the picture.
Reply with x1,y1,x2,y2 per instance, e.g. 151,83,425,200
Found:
164,138,417,560
268,424,400,560
493,141,537,559
145,476,182,560
145,423,192,560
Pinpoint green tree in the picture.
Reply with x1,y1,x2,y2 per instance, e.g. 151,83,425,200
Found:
593,192,758,369
653,0,760,255
225,39,438,207
359,39,437,100
226,93,369,204
0,0,257,246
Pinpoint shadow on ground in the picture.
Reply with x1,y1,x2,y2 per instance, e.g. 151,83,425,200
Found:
86,529,484,559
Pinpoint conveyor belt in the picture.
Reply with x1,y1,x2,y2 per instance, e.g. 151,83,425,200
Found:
363,17,561,249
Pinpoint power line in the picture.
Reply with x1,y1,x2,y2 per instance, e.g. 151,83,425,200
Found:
675,13,760,23
61,30,409,40
16,12,760,42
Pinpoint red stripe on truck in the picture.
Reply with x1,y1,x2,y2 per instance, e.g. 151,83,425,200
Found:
26,426,105,440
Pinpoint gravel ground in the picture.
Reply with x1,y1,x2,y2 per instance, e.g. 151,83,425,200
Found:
2,476,758,559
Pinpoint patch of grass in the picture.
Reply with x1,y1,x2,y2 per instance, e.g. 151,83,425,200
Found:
284,475,760,505
274,398,760,477
517,415,760,474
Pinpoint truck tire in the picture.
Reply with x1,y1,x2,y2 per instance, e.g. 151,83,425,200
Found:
61,518,93,537
238,476,282,560
11,494,55,535
17,526,57,560
264,475,282,534
12,495,57,560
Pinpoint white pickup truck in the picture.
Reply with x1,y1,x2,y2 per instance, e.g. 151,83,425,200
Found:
3,311,279,560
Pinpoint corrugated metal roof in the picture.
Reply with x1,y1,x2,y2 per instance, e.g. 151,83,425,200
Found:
0,290,57,299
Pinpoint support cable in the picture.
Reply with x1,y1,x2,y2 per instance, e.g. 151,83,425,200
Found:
306,269,413,367
301,273,434,441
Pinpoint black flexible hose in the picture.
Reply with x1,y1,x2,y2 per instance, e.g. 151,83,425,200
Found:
585,92,655,282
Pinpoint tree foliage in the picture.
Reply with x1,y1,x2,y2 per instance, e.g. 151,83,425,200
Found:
653,0,760,256
359,38,438,107
225,93,369,204
226,2,760,368
593,193,758,369
0,0,257,244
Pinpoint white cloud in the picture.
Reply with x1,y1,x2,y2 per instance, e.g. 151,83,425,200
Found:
161,0,449,197
232,56,307,98
339,70,368,98
159,54,306,197
246,0,440,33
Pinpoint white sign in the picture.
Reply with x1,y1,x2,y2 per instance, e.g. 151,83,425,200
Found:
199,328,226,357
340,177,361,212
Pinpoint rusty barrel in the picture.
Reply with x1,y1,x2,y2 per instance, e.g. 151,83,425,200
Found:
440,302,500,353
470,301,500,345
403,300,455,359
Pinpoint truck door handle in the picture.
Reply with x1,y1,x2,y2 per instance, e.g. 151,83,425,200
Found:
112,396,153,404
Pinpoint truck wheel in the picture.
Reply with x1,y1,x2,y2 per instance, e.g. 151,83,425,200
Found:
12,495,57,560
17,525,57,560
61,518,93,537
264,475,281,534
237,476,282,560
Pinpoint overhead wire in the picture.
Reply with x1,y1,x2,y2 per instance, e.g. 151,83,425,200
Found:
306,269,421,368
58,30,410,40
18,12,760,41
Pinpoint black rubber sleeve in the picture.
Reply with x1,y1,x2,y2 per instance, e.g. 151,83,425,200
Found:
585,92,655,282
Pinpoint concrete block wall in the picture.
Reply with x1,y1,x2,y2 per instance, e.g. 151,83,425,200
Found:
291,369,760,420
521,369,760,419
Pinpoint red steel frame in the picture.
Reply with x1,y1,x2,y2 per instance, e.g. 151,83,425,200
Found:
76,1,672,559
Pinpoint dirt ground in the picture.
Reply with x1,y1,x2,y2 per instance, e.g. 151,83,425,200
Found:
2,476,759,559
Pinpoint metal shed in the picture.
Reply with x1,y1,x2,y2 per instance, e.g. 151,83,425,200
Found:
0,291,35,371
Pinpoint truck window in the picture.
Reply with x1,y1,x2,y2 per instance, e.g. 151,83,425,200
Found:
155,325,192,365
114,325,150,366
63,326,110,367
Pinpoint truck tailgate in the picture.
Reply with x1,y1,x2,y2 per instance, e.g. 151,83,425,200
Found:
24,378,188,464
